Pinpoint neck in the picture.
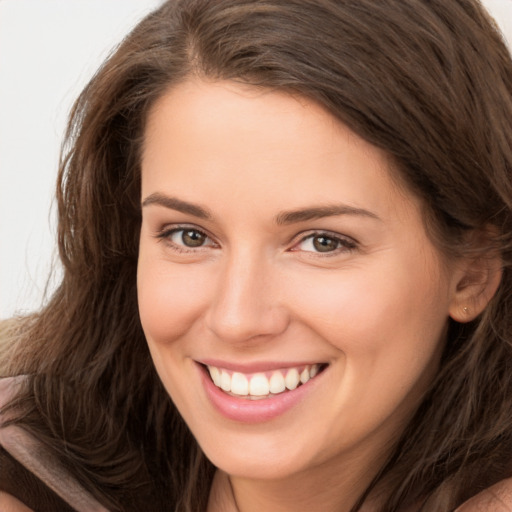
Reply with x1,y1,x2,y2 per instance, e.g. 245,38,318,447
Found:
207,461,384,512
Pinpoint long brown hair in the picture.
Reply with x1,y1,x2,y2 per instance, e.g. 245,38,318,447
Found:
3,1,512,510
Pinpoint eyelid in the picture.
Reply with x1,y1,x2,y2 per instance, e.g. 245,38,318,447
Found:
152,224,357,255
154,224,218,251
290,230,358,254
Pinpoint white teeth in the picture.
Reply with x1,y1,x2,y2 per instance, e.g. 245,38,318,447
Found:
220,370,231,392
209,366,221,387
285,368,300,390
231,372,249,395
207,364,323,398
269,371,286,394
300,368,310,384
249,373,270,396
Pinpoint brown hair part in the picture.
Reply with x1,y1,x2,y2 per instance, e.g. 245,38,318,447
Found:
3,1,512,510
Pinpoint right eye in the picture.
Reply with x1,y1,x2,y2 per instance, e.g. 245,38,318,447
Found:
170,228,209,247
156,226,217,252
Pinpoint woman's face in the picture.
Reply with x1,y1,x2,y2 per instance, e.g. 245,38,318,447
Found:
138,80,462,483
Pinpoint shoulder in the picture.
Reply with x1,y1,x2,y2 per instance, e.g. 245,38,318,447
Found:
0,376,108,512
455,478,512,511
0,492,33,512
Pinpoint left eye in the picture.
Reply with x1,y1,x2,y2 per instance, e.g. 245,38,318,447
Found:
296,233,355,253
168,228,212,248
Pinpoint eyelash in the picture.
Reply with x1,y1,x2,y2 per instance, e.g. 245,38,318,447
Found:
292,231,358,256
154,225,217,253
154,226,358,256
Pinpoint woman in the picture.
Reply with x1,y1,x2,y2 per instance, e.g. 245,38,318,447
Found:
1,0,512,510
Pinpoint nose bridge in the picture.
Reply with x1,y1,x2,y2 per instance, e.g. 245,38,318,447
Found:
206,245,288,343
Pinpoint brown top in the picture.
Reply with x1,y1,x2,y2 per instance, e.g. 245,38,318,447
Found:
2,375,512,512
0,446,76,511
0,376,109,512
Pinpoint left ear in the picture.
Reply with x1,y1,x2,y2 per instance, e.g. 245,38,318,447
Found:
449,236,502,323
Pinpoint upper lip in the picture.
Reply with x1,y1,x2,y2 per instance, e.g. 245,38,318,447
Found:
198,359,327,373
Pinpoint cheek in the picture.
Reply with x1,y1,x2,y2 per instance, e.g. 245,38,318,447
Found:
136,256,210,410
288,258,450,364
288,264,449,438
137,256,210,345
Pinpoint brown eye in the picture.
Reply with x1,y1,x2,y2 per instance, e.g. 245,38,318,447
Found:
181,229,207,247
294,232,356,254
162,227,212,249
312,235,339,252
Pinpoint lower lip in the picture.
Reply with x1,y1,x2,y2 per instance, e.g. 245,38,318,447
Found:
198,364,324,423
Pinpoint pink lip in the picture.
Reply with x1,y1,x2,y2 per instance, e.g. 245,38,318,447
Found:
197,362,326,423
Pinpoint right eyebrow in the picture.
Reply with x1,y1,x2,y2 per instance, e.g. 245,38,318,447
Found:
141,193,212,220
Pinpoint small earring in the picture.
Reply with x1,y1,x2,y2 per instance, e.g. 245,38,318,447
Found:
463,306,469,314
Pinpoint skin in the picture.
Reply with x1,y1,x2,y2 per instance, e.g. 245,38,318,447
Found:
455,477,512,511
0,493,33,512
137,79,488,511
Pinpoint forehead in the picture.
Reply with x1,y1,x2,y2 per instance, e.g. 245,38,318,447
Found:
141,79,419,224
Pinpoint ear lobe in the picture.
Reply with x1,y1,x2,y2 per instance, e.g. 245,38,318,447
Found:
449,253,502,323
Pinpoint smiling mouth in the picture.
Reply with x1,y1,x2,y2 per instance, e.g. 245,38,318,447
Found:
205,363,327,400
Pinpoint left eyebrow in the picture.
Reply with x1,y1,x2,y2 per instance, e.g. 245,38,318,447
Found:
274,205,381,225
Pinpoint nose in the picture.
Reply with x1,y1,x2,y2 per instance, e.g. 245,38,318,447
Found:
205,250,290,344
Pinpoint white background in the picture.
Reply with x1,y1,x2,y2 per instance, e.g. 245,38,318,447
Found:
0,0,163,318
0,0,511,319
